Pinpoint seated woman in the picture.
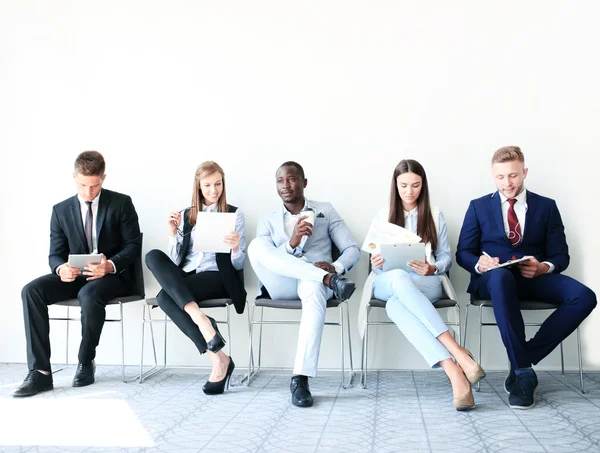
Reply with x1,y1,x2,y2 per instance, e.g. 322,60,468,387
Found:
145,161,246,395
370,159,485,410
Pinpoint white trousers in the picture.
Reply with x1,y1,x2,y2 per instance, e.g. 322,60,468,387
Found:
248,237,333,377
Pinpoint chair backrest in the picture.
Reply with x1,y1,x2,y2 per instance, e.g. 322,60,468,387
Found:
131,232,145,298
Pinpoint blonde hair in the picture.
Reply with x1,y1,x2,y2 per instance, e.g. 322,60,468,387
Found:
188,161,228,226
491,146,525,164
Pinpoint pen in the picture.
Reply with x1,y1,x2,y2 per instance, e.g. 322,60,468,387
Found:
482,251,491,258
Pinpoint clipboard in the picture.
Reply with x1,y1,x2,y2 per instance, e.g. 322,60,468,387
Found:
489,255,532,270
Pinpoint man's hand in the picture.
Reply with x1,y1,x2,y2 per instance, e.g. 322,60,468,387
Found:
314,261,335,273
518,256,549,279
408,259,436,276
59,264,81,282
83,254,113,281
223,231,241,253
289,215,312,249
370,253,384,270
477,254,500,273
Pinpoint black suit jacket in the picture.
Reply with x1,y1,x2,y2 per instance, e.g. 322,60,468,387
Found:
49,189,142,283
180,205,247,314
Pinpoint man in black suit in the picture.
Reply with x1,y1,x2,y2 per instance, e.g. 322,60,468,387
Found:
13,151,141,397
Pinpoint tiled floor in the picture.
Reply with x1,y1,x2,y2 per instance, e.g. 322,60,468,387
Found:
1,363,600,452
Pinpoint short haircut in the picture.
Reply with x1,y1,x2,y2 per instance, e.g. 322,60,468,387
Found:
74,151,105,176
492,146,525,165
278,161,305,179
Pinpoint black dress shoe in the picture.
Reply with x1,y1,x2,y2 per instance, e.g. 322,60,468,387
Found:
327,274,356,300
203,357,235,395
290,375,313,407
73,360,96,387
12,370,53,397
206,316,226,353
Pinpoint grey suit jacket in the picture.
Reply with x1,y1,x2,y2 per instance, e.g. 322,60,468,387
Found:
256,199,360,273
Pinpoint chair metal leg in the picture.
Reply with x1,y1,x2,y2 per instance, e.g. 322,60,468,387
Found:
345,300,354,384
577,327,585,394
463,303,470,348
120,302,125,382
362,306,371,389
65,305,70,366
476,305,483,392
138,304,164,383
226,304,232,357
257,307,264,370
243,302,256,386
339,304,345,388
560,342,565,377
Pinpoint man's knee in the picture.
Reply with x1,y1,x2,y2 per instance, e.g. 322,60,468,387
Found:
485,268,516,289
77,285,106,312
578,285,597,314
297,280,329,306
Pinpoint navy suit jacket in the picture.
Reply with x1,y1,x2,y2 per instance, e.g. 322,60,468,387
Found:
456,190,569,293
49,189,141,282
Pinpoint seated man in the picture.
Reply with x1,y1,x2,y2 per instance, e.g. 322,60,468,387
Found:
248,161,360,408
14,151,141,397
456,145,596,409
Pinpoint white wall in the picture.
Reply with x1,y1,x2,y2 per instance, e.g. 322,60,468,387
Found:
1,1,599,372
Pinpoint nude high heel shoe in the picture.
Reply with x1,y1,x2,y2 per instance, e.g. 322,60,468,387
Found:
461,349,486,386
453,387,475,411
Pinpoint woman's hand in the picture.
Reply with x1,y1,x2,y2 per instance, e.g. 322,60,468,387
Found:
167,211,181,237
370,253,384,270
408,259,436,276
224,231,241,252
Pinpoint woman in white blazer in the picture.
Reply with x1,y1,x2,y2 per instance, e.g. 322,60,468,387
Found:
369,159,485,410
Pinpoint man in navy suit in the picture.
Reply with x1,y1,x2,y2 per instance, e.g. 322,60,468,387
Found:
14,151,141,397
457,146,596,409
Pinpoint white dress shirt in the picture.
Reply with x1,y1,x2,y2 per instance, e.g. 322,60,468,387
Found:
168,203,246,273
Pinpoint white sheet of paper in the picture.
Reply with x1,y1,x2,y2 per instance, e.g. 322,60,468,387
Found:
192,212,237,253
361,218,421,254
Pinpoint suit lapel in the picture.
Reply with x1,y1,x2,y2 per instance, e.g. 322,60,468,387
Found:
490,192,510,243
522,190,535,242
96,190,109,241
277,205,288,240
70,196,88,251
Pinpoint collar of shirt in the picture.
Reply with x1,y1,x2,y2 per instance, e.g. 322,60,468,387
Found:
282,198,315,216
499,188,527,207
77,190,101,208
403,206,418,218
202,203,217,212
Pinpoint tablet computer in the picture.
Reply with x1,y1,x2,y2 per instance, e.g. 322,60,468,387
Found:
380,243,426,272
68,254,102,270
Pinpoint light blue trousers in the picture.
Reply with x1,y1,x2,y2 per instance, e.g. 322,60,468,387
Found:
373,269,451,368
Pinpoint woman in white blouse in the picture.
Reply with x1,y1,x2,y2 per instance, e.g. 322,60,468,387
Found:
370,159,484,410
145,161,246,395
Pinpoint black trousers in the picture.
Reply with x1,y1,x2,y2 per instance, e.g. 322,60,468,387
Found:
145,249,228,354
21,273,133,371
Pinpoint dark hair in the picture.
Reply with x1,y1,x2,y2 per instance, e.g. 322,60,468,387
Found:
188,161,228,226
278,161,305,179
74,151,105,176
388,159,438,251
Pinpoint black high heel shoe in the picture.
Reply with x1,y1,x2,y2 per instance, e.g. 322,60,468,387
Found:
202,357,235,395
205,316,226,353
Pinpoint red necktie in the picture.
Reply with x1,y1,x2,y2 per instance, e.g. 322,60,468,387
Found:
507,198,522,246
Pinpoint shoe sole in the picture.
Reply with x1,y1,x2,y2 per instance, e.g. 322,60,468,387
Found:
72,379,95,388
12,384,53,397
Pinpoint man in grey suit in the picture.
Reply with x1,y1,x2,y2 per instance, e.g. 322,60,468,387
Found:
248,161,360,407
